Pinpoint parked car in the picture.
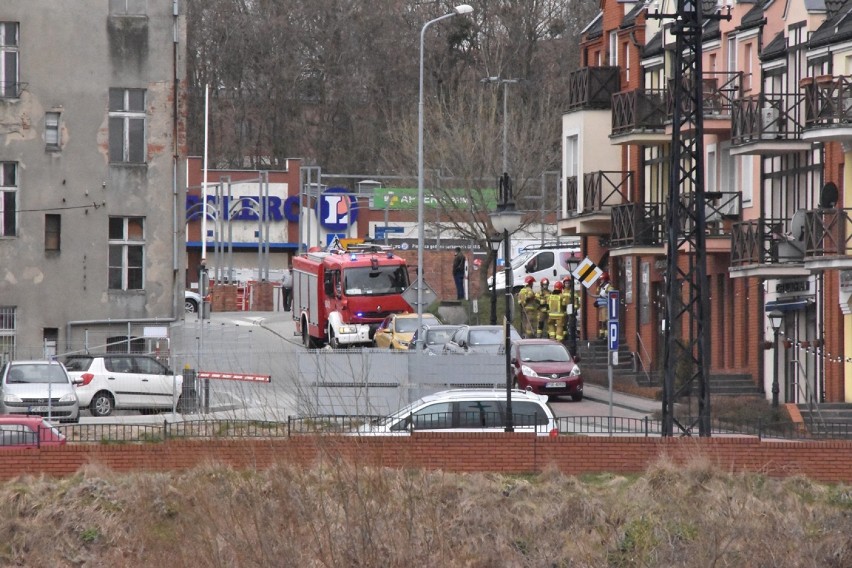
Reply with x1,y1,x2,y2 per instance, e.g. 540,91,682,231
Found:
64,354,184,417
0,416,66,449
0,360,81,423
442,325,522,355
185,290,203,314
410,324,464,354
356,388,557,435
373,313,441,349
511,339,583,401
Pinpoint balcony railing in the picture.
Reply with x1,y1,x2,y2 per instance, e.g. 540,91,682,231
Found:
566,176,578,214
566,66,621,111
802,75,852,127
583,170,633,213
731,218,807,267
610,202,666,248
804,208,852,258
611,88,668,135
732,92,806,144
670,72,742,118
679,192,742,236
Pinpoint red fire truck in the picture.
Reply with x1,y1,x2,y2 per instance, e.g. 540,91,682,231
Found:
293,245,412,348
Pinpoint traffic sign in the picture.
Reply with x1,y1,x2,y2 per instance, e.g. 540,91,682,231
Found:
572,257,603,289
608,321,619,351
402,281,437,309
608,289,620,321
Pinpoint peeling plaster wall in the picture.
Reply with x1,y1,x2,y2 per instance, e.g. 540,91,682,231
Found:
0,1,186,355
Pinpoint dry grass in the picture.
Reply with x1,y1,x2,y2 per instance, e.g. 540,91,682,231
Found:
1,453,850,567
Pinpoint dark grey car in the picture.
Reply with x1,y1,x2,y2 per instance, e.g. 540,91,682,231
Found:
441,325,522,355
411,324,463,354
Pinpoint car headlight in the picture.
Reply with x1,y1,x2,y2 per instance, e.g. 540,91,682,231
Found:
338,326,354,334
3,394,21,403
521,365,540,378
570,365,581,377
59,393,78,403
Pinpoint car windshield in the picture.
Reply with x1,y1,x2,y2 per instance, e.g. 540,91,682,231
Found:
519,344,571,363
396,316,437,333
426,329,457,345
511,251,534,270
62,356,93,372
5,364,69,384
344,266,409,296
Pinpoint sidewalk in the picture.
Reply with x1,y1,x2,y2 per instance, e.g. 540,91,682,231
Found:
582,383,661,415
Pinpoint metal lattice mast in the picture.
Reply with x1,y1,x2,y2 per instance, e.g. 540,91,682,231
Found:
650,0,730,437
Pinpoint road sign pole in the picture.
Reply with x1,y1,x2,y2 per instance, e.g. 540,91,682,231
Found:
607,289,619,436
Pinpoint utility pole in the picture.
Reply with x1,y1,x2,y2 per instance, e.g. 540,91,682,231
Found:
648,0,731,437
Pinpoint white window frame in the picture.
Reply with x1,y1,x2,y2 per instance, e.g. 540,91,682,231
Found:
706,144,717,194
0,162,17,237
0,306,16,364
108,217,145,291
609,31,618,67
45,111,60,149
108,88,146,164
740,155,753,206
0,23,19,99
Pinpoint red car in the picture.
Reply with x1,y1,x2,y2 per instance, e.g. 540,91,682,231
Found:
0,416,67,449
511,339,583,401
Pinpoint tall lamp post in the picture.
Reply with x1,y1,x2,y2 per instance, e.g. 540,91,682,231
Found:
383,191,394,245
490,174,523,432
769,309,784,408
565,252,581,359
416,4,474,348
489,235,501,325
481,77,519,174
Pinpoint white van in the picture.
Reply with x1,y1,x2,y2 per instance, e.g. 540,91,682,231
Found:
489,244,582,292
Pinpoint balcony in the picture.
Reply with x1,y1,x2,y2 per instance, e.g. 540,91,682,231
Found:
565,67,621,112
609,202,666,256
679,192,742,254
803,208,852,270
730,93,810,156
610,88,669,145
560,171,633,236
668,72,742,136
801,75,852,142
729,218,810,279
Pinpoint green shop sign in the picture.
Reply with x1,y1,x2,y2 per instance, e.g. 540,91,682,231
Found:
373,187,498,210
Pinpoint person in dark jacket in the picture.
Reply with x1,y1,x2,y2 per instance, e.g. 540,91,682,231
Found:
452,247,466,299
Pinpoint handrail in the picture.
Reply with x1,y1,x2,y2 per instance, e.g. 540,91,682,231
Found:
634,332,653,386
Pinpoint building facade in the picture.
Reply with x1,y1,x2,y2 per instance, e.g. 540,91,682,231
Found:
562,0,852,405
0,1,187,359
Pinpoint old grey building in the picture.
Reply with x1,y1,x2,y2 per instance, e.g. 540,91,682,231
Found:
0,1,187,360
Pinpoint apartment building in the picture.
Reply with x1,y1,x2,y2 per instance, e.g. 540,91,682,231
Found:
562,0,852,405
0,1,187,359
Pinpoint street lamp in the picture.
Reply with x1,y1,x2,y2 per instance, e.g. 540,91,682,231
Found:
489,235,501,325
416,4,474,349
490,175,523,432
769,309,784,408
480,77,519,175
384,191,394,245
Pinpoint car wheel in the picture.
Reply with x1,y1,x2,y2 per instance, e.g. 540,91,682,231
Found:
571,392,583,402
90,392,115,417
329,327,342,349
184,299,198,314
302,318,314,349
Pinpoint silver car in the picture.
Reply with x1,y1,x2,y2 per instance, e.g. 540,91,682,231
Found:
442,325,522,355
0,360,81,423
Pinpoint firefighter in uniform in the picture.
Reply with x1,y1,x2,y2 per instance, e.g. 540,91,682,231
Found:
536,278,550,338
561,276,579,343
517,275,538,338
547,280,566,340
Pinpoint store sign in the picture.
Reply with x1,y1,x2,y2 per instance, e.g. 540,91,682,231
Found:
319,187,359,231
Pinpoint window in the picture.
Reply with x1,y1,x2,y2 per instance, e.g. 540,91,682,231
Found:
108,217,145,290
45,214,60,252
0,23,19,98
0,307,15,364
108,88,146,163
609,31,618,66
45,112,60,149
0,162,17,237
43,328,58,359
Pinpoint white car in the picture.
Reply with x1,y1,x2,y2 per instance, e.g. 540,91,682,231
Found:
357,389,557,436
63,354,184,417
184,290,203,314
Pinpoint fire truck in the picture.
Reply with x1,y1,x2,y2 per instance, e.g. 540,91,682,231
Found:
293,244,412,348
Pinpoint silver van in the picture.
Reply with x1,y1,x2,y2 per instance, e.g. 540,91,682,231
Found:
0,360,81,423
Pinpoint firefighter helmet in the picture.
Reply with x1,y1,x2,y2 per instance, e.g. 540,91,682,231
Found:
524,275,535,285
562,275,572,286
540,278,550,288
553,280,563,292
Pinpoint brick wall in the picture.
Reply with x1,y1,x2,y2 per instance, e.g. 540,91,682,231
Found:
5,435,852,483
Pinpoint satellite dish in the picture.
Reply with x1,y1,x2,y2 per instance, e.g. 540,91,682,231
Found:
778,209,807,261
789,209,807,242
819,182,839,208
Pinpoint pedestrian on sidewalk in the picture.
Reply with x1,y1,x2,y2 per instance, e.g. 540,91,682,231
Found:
452,247,466,300
281,264,293,311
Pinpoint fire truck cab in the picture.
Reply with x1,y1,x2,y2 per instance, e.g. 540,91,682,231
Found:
293,245,412,348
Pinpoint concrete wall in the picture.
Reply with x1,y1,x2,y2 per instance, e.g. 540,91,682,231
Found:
0,1,187,357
